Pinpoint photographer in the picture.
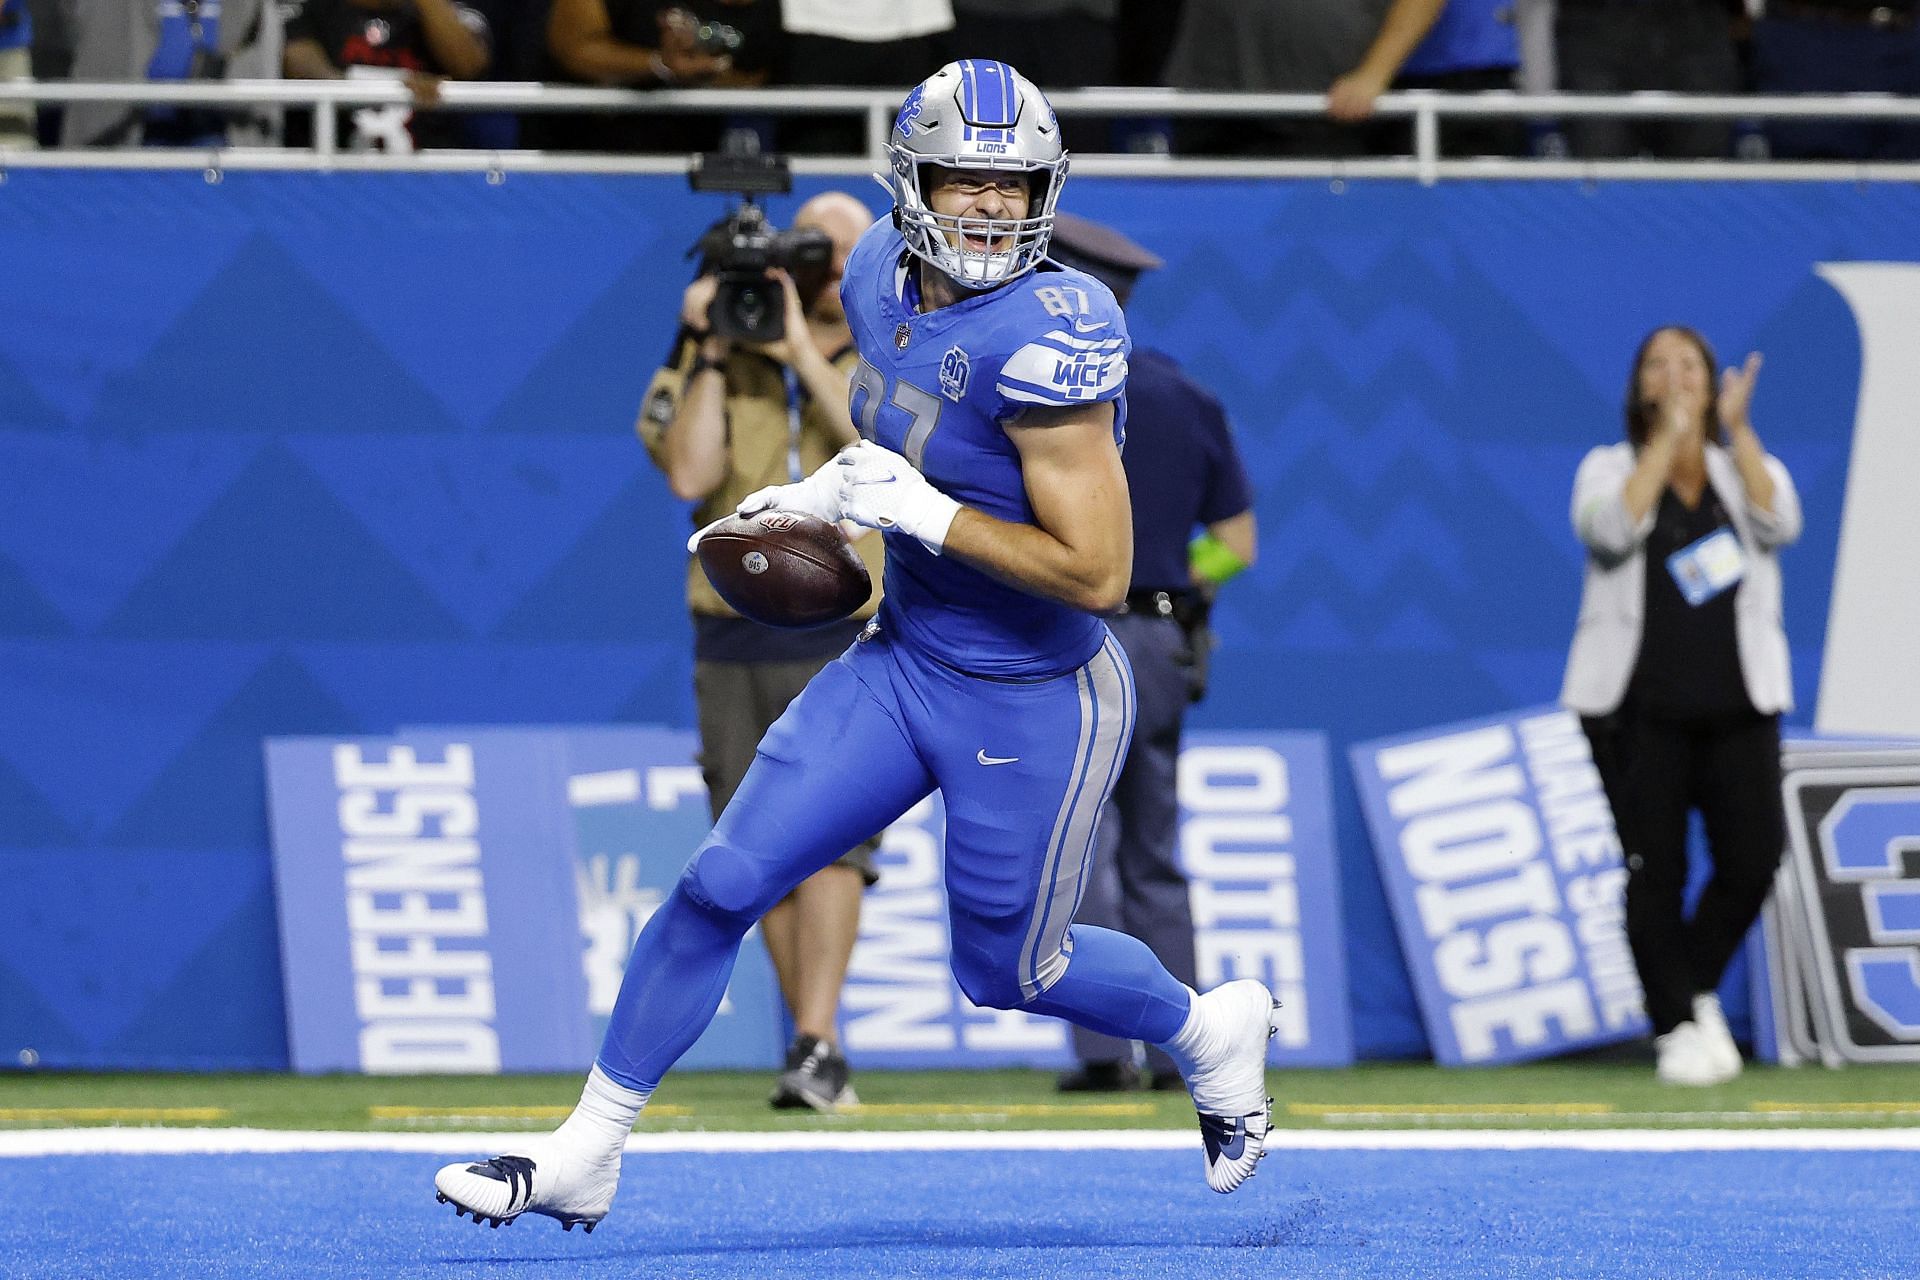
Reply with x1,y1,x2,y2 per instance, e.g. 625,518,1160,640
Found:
636,189,884,1112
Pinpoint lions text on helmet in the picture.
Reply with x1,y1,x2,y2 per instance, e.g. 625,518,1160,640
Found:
887,60,1068,290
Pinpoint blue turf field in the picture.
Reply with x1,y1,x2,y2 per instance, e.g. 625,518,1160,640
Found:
4,1147,1915,1279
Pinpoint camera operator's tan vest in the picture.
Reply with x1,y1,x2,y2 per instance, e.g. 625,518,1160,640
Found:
640,338,884,620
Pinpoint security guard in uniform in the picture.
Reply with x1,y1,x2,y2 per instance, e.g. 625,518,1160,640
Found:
639,191,885,1112
1046,213,1262,1092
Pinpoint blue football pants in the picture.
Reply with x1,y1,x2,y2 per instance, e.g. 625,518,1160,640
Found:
596,627,1196,1090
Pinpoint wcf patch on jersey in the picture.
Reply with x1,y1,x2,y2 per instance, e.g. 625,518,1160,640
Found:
939,345,971,402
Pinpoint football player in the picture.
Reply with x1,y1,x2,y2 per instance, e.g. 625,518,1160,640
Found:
433,59,1281,1233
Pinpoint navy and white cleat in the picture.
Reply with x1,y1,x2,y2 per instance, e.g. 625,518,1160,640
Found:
432,1138,621,1232
1197,1100,1273,1194
1183,979,1282,1194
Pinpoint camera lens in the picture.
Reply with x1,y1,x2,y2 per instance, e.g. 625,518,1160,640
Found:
734,284,771,330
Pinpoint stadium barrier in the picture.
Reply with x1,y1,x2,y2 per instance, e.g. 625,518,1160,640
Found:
8,83,1920,182
263,727,1352,1073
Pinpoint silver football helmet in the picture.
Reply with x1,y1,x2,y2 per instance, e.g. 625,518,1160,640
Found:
886,60,1068,289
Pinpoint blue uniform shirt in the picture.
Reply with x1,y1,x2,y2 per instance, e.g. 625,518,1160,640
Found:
841,222,1131,679
0,0,31,52
1402,0,1520,77
1119,347,1254,592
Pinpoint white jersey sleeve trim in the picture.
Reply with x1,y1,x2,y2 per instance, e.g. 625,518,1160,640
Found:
995,340,1128,406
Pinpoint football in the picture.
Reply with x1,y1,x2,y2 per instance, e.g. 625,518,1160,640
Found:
695,509,872,629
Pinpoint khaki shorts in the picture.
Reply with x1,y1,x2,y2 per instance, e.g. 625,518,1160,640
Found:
0,47,35,148
694,655,882,885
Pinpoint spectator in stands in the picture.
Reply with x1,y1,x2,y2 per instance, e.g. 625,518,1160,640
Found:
638,192,886,1112
777,0,952,153
542,0,779,152
58,0,281,148
0,0,33,148
22,0,73,146
1166,0,1484,155
1327,0,1526,156
1044,212,1259,1094
1554,0,1744,157
282,0,493,151
1561,327,1801,1087
1750,0,1920,159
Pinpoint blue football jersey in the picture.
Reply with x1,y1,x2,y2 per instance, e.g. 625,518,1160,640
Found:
841,222,1131,679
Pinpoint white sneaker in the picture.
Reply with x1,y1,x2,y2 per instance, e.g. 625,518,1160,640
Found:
1691,993,1743,1082
1655,1021,1735,1087
433,1133,622,1231
1177,979,1281,1194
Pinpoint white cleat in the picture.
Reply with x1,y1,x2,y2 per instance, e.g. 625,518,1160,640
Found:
432,1135,622,1232
1183,979,1281,1194
1655,1020,1736,1088
1690,993,1743,1082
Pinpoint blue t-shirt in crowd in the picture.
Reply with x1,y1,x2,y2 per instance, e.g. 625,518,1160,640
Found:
0,0,32,52
1402,0,1519,77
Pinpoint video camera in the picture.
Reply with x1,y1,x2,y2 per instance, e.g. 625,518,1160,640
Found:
688,151,832,344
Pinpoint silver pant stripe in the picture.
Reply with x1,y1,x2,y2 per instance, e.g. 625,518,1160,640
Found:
1018,635,1135,1001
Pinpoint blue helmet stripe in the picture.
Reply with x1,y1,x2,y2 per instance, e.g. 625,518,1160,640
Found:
975,61,1013,127
960,58,977,142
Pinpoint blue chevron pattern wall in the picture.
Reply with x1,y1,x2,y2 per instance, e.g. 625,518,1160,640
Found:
0,171,1893,1067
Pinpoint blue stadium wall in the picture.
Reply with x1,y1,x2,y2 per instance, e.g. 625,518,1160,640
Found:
0,170,1889,1069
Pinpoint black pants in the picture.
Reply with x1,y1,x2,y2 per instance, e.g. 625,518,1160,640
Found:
1581,706,1785,1035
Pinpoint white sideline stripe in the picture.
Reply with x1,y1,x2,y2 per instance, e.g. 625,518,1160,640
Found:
6,1128,1920,1157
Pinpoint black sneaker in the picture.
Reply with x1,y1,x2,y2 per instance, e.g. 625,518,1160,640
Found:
1055,1060,1142,1093
770,1034,857,1112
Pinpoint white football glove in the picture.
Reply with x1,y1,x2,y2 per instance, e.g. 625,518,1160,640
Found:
836,440,962,555
685,456,846,552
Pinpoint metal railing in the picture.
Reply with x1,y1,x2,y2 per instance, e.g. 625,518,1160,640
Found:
5,82,1920,184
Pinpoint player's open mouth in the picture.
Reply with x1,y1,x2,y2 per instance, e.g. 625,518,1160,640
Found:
961,233,1009,253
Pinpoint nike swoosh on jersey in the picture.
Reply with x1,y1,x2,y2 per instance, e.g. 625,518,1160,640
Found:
976,750,1020,766
1070,318,1112,333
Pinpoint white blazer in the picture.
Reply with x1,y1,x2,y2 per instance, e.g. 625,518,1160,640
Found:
1560,441,1802,717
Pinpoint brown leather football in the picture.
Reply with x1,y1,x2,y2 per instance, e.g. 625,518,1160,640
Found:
695,510,872,630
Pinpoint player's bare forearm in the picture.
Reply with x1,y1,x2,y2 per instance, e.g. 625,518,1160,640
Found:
943,505,1130,614
942,404,1130,613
